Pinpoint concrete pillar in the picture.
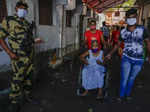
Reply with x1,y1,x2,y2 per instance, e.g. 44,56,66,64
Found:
91,9,94,18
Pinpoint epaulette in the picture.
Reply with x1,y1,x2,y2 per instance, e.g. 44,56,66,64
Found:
5,16,17,29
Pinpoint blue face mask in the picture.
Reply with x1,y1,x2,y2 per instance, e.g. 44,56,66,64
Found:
126,18,137,25
17,9,27,18
92,48,99,53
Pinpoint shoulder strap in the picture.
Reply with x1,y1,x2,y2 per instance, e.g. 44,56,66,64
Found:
6,16,16,29
6,16,28,29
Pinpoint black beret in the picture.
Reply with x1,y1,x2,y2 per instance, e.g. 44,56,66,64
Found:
16,1,28,8
126,8,137,17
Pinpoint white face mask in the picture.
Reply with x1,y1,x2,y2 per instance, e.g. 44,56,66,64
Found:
17,9,27,18
126,18,137,25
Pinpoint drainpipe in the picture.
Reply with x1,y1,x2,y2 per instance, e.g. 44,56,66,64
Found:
61,5,65,57
57,5,65,58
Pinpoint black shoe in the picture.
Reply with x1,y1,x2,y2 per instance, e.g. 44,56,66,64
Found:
25,96,40,105
8,103,21,112
96,95,104,100
126,96,133,100
116,97,125,104
125,96,133,103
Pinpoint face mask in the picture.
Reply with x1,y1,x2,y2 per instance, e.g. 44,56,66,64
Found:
126,18,137,25
90,25,96,30
17,9,27,18
92,48,99,53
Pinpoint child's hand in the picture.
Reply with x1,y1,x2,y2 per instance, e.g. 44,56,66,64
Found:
85,61,89,65
96,60,102,65
83,60,89,65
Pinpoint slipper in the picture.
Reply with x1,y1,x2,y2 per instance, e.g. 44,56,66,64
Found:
80,93,88,97
80,91,88,97
96,95,103,100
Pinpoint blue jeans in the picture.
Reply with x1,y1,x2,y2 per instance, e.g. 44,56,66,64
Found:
120,55,144,98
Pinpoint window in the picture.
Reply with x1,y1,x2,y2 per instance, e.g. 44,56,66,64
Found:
39,0,53,25
0,0,7,23
66,10,73,27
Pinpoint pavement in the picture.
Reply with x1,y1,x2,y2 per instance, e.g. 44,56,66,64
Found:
0,53,150,112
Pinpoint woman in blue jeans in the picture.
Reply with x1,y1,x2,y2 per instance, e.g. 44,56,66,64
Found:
106,8,150,102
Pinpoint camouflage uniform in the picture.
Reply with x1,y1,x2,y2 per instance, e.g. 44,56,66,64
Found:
0,16,34,104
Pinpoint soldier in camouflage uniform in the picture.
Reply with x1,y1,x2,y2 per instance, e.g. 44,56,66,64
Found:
0,1,35,112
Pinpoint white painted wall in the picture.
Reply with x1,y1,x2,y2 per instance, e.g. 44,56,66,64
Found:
4,0,81,51
0,0,81,71
37,26,59,51
35,0,61,52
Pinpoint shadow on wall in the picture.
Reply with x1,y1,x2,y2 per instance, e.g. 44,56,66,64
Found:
0,50,11,72
0,39,11,72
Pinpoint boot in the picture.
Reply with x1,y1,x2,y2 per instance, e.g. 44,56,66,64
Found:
24,94,40,105
8,103,21,112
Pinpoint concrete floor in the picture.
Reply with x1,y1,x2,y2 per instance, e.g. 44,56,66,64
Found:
0,54,150,112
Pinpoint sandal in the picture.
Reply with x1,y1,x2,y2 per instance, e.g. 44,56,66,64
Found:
96,95,103,100
80,91,88,96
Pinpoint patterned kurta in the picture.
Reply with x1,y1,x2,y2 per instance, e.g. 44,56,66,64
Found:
0,16,34,104
82,50,106,90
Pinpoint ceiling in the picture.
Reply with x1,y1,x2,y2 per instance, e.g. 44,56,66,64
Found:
82,0,130,13
136,0,150,5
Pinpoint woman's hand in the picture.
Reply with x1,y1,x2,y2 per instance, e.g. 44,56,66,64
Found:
105,53,112,60
34,38,44,44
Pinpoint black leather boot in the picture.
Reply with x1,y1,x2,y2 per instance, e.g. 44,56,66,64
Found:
24,94,40,105
8,103,21,112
